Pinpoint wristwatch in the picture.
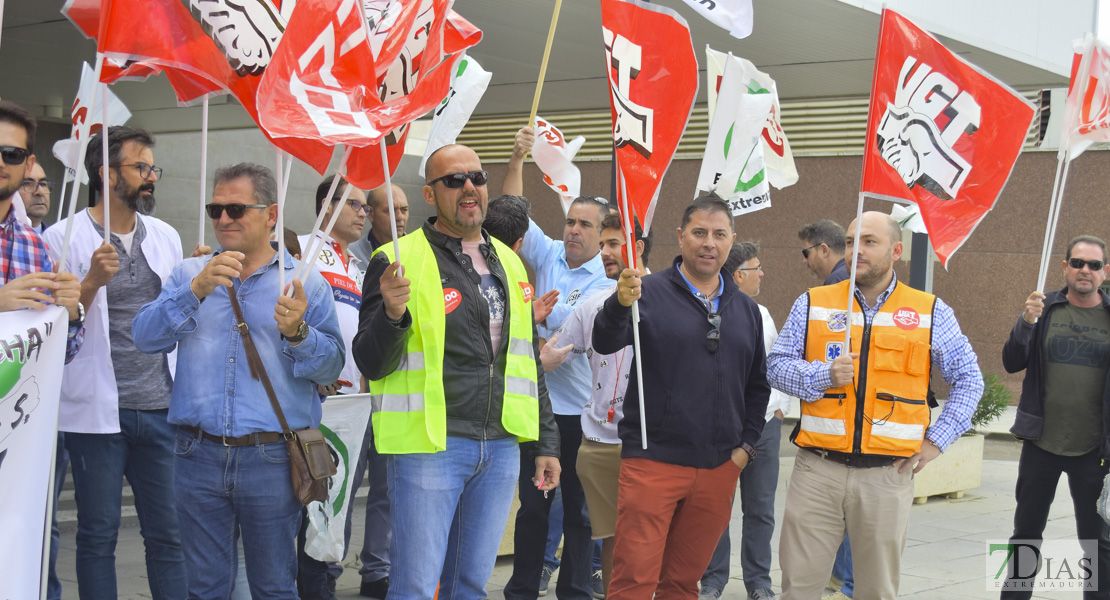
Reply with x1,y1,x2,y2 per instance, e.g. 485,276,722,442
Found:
285,320,310,344
740,442,757,462
69,302,86,326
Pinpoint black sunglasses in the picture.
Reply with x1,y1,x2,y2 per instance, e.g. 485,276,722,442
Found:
0,146,30,166
427,170,489,189
801,243,821,259
706,312,721,353
1068,257,1106,271
205,203,269,220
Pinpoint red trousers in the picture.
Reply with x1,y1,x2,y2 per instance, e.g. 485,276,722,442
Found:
609,457,740,600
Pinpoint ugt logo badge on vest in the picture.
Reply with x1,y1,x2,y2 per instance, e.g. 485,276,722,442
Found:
893,307,920,330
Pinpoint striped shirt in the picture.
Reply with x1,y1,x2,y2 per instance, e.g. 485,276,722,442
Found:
767,275,983,451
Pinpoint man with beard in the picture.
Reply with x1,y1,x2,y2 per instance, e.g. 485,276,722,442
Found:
44,126,191,600
768,211,983,600
999,235,1110,599
353,144,561,600
350,183,409,266
21,161,51,234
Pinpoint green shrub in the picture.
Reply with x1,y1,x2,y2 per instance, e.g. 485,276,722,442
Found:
971,373,1011,432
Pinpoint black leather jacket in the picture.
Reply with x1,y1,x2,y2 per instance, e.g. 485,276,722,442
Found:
353,219,559,457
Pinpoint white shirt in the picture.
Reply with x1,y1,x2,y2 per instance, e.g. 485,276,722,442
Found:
299,233,365,392
758,304,794,421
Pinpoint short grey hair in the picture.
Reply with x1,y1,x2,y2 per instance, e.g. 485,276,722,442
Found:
213,163,278,206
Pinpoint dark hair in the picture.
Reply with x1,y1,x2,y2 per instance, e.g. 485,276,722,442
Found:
315,175,353,215
602,211,654,263
283,227,302,258
724,241,760,274
1066,235,1108,262
85,126,155,205
680,193,733,231
569,196,609,230
484,195,531,247
0,101,36,154
213,163,277,206
798,219,846,254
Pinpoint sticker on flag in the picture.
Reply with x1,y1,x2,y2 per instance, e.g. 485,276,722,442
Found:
533,116,586,216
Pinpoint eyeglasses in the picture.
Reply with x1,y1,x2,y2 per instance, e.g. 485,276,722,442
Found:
0,146,30,166
738,264,763,272
205,203,269,220
20,179,53,193
337,198,369,215
801,243,821,259
1068,257,1106,271
426,170,489,189
706,312,720,353
113,162,163,181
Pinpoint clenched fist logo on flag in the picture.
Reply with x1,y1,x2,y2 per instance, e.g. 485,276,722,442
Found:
186,0,294,76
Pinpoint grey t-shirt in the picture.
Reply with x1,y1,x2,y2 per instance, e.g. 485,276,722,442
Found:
1038,303,1110,456
92,214,173,410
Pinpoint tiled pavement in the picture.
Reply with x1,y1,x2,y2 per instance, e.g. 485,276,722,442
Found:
54,418,1090,599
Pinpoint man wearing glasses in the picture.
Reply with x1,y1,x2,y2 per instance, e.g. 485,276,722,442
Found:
769,211,982,600
1000,235,1110,597
45,125,190,599
21,161,52,234
592,194,771,600
798,219,849,285
353,143,561,600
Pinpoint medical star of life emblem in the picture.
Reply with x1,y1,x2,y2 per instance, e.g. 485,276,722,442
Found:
825,342,843,363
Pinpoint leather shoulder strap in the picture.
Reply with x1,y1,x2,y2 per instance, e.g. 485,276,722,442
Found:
227,287,292,435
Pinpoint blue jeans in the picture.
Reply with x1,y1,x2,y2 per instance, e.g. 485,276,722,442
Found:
48,432,69,600
65,408,186,600
173,431,303,599
702,417,782,594
386,436,519,600
833,536,853,597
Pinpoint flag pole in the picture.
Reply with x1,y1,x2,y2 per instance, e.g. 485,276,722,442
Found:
844,193,866,351
290,145,353,294
58,53,105,270
197,96,209,250
55,173,70,224
275,149,286,294
1035,150,1069,294
381,141,402,269
528,0,563,130
616,163,648,450
100,83,111,246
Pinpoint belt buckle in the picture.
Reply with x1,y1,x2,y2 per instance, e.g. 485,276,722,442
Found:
221,433,233,447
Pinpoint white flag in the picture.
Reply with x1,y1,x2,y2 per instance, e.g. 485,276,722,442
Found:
696,55,774,217
1061,34,1110,160
52,62,133,185
418,54,492,177
304,393,373,562
681,0,753,39
706,47,798,189
532,116,586,216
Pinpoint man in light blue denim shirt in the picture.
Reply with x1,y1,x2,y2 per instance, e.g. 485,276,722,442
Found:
133,163,344,599
503,134,614,600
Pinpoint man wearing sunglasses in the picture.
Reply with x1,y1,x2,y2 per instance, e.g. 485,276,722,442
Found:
353,144,560,600
1000,235,1110,597
44,125,190,599
592,194,771,600
768,211,982,600
798,219,849,285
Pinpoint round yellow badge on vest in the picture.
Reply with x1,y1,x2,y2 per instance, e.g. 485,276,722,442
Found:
827,312,848,332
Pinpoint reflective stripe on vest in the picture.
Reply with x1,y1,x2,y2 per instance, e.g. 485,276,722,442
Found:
798,279,936,457
368,229,540,453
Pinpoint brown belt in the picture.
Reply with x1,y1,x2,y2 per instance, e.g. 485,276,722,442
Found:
183,425,286,447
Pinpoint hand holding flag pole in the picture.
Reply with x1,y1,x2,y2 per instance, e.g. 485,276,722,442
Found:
617,165,648,450
381,141,403,271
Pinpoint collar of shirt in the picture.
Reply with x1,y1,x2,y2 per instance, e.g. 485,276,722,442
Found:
676,262,724,313
312,231,361,271
853,272,899,318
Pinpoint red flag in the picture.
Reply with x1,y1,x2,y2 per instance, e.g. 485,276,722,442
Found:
601,0,698,234
860,9,1035,266
343,5,482,190
1062,35,1110,159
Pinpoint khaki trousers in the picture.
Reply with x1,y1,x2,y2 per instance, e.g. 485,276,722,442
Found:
779,449,914,600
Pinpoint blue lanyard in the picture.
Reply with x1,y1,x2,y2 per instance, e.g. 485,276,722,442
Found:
677,264,722,313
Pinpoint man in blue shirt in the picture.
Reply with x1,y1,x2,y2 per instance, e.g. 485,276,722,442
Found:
133,162,344,599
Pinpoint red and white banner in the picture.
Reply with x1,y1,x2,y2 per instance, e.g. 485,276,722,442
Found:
602,0,698,234
1062,35,1110,160
533,116,585,216
53,61,133,184
860,9,1035,267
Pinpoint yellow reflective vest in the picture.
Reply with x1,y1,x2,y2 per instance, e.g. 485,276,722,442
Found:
798,279,936,457
368,229,540,454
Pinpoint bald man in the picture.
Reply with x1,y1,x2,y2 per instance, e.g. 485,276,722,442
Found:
767,211,983,600
350,183,409,265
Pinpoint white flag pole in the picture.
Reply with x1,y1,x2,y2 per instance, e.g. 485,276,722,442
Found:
39,421,58,600
844,193,866,351
100,84,111,246
1035,151,1070,294
290,145,353,293
616,164,648,450
58,53,105,270
380,141,401,268
275,149,286,294
197,96,209,250
55,173,70,224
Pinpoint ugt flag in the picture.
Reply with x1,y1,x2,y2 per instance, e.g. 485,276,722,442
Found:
680,0,752,39
53,61,133,185
860,9,1035,267
602,0,698,234
696,55,774,217
532,116,586,216
418,54,492,177
705,47,798,189
1061,34,1110,160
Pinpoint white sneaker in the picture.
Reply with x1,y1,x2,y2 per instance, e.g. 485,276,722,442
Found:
186,0,288,75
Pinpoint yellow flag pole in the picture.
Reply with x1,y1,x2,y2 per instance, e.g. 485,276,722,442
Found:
528,0,563,130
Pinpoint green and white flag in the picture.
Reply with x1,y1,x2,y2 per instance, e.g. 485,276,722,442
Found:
418,54,492,177
696,53,775,216
705,48,798,190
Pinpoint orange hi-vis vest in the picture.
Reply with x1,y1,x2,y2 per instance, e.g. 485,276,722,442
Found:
798,279,937,457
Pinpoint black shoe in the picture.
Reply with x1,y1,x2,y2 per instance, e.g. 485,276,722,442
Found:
327,574,338,594
360,576,390,599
